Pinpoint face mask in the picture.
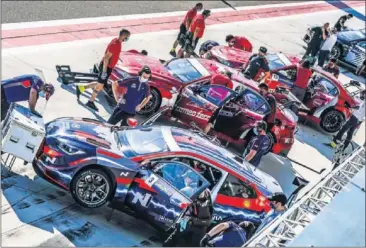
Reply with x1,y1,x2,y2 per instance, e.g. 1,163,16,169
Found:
140,76,149,83
39,91,45,98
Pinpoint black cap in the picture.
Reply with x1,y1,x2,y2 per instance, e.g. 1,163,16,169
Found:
119,28,130,36
139,65,151,75
329,57,337,63
259,46,267,54
258,82,269,91
256,121,267,132
202,10,211,16
268,192,287,205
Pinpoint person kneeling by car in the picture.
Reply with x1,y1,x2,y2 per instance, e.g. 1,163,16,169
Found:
200,220,256,247
107,66,152,126
164,189,213,247
1,74,55,120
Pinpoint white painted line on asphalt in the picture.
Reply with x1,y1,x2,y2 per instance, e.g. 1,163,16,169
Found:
1,1,323,30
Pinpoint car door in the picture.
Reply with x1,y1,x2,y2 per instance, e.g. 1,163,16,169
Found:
124,161,210,231
304,75,339,110
214,89,270,139
172,83,236,130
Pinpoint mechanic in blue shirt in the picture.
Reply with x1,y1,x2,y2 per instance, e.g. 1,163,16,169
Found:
199,40,220,57
200,220,256,247
1,74,55,120
107,66,151,126
243,121,271,167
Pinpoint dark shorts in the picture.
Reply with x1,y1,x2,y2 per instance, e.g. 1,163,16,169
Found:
185,32,200,51
97,62,113,86
107,107,135,127
177,23,187,43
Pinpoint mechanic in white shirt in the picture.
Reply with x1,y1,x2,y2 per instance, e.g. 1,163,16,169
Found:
318,28,338,67
331,90,365,150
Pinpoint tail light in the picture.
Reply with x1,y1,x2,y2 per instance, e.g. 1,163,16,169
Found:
43,145,63,157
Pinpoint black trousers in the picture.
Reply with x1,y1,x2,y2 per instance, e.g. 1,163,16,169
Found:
163,223,208,247
318,50,330,67
333,115,360,150
107,108,135,127
304,39,322,58
1,85,10,121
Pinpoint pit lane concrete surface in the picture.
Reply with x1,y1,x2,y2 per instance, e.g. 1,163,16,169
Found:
2,2,366,246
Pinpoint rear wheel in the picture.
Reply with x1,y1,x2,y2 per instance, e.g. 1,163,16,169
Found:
330,45,342,60
320,110,344,133
71,168,113,208
138,88,161,115
265,132,275,155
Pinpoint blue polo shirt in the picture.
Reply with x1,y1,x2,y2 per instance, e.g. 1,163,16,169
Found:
1,74,44,103
117,77,150,114
244,134,271,167
209,221,248,247
200,40,219,52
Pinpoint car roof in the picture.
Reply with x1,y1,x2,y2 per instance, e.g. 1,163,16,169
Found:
337,30,366,42
167,127,283,196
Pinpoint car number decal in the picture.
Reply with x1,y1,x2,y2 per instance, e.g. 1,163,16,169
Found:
146,174,159,187
272,74,279,81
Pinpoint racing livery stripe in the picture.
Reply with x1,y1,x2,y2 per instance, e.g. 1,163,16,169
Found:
116,177,133,185
96,148,123,159
215,193,264,212
69,158,90,166
43,170,69,190
133,178,158,193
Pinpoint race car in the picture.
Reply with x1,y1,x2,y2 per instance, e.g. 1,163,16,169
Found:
56,54,298,155
32,115,286,232
203,47,363,133
330,29,365,73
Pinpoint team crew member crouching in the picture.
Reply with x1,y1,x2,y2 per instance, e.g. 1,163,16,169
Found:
1,74,55,120
322,57,340,78
243,46,271,82
178,9,211,58
170,3,203,57
107,66,152,126
225,34,253,52
77,29,131,111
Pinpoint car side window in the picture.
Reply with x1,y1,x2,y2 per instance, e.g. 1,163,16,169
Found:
152,161,209,199
218,174,257,199
197,85,233,106
274,68,297,83
317,78,339,96
237,89,270,115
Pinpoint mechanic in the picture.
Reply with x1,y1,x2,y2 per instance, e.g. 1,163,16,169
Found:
323,57,340,78
200,221,256,247
243,121,271,168
330,90,365,150
181,170,198,198
1,74,55,120
258,83,277,131
170,3,203,57
318,28,337,67
243,46,271,82
164,189,213,247
178,9,211,58
303,23,330,60
199,40,220,57
107,66,151,126
356,59,365,76
76,29,131,111
225,34,253,52
293,59,313,102
334,14,353,32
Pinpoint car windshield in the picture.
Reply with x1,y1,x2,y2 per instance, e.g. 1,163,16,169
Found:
165,59,209,83
358,41,366,49
266,53,293,71
119,127,169,156
238,89,271,115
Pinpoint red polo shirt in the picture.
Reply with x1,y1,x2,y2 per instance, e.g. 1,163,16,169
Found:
232,36,253,52
189,14,205,38
183,8,197,25
104,38,122,69
211,74,233,89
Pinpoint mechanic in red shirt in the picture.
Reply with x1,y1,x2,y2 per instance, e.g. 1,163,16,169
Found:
170,3,203,57
177,9,211,58
76,29,131,112
293,59,313,101
211,71,234,89
225,34,253,52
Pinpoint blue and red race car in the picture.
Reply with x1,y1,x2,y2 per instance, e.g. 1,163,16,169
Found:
33,113,284,231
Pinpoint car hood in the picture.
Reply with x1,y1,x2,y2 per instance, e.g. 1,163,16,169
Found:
117,52,182,85
210,45,252,64
337,30,366,43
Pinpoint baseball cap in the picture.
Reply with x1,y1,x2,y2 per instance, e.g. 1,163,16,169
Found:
202,10,211,16
268,192,288,205
329,57,337,63
259,46,268,54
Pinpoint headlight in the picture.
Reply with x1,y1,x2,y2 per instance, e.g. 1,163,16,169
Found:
57,142,85,155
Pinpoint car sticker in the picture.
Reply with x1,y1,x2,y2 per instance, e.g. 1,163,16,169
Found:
272,74,279,81
146,174,159,187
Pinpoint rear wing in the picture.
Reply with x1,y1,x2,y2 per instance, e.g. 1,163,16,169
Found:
55,65,99,85
343,80,365,98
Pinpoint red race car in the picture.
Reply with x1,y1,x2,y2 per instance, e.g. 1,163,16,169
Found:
203,47,363,133
56,52,298,155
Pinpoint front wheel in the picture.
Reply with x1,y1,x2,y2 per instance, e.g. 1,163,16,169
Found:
320,110,344,133
138,88,161,115
71,168,113,208
265,132,275,155
330,45,342,60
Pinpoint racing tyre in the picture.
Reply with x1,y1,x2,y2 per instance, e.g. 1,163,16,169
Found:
138,88,161,116
265,132,275,155
320,110,344,133
71,168,113,208
330,45,342,60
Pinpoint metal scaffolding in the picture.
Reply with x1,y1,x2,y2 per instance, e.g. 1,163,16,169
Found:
244,146,366,247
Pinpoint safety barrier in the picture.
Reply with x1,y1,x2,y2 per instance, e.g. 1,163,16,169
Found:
244,146,365,247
